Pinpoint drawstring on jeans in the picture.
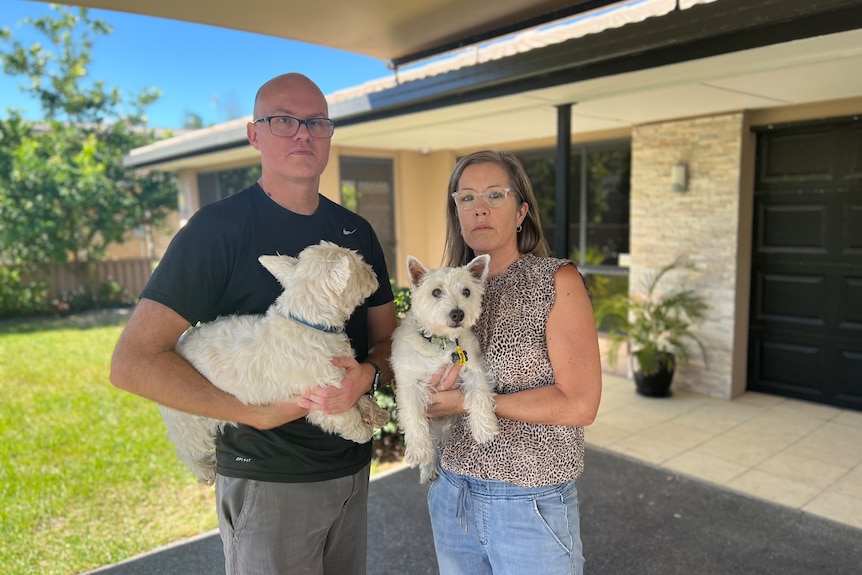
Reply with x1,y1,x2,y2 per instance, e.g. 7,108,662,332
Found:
455,481,472,534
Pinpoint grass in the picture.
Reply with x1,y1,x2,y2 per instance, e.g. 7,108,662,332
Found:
0,309,403,575
0,309,217,575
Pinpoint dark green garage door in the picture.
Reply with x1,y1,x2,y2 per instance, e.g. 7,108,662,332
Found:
749,119,862,410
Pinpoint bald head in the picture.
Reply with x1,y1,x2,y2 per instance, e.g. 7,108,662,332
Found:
253,73,327,119
247,73,332,198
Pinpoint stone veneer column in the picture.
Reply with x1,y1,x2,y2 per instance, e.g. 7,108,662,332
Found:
629,114,746,399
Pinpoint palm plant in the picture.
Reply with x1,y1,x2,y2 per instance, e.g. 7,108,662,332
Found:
593,257,708,376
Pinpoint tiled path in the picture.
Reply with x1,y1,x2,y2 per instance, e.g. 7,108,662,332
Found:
588,374,862,530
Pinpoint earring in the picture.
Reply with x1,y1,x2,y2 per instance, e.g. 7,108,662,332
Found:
517,224,523,233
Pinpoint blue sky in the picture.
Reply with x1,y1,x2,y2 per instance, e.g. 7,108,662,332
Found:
0,0,393,128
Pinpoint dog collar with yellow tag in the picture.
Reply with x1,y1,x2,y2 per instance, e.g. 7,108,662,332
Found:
422,333,469,365
451,345,468,365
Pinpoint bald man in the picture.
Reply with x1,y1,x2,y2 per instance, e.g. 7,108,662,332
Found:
111,73,397,575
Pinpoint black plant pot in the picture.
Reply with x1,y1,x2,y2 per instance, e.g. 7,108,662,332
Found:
633,352,675,397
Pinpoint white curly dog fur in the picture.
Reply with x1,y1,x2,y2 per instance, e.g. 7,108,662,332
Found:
158,241,390,484
390,254,498,483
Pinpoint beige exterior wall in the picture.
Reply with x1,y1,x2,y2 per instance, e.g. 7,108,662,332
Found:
318,153,341,204
106,231,152,260
392,150,456,281
105,211,179,261
746,96,862,127
177,169,201,226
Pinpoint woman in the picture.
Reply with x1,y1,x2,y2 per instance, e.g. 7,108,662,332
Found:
426,150,602,575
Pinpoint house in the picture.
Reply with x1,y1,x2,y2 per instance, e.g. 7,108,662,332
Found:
59,0,862,410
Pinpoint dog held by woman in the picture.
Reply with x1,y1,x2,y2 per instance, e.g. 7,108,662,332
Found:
158,241,390,485
390,254,499,483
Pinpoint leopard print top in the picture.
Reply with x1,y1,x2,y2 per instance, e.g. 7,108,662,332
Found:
439,254,585,487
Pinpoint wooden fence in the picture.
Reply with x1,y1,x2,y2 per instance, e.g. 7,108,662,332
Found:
33,258,155,299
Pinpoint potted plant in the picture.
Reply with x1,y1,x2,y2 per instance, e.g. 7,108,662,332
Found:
593,257,708,397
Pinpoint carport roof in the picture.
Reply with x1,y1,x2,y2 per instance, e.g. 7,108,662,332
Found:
45,0,625,66
39,0,862,170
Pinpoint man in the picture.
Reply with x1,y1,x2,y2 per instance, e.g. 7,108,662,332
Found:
110,73,397,575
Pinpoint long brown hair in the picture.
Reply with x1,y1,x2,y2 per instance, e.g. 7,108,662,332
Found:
443,150,549,267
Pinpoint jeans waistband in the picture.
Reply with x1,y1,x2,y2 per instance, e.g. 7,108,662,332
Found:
440,467,571,498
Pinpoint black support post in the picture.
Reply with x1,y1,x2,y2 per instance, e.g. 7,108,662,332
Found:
555,103,573,259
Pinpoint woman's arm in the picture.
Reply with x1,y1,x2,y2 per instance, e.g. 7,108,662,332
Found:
428,265,602,426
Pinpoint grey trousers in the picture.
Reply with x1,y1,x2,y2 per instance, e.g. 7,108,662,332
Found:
216,465,370,575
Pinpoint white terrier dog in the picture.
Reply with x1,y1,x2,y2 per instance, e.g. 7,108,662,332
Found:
390,254,498,483
158,241,390,485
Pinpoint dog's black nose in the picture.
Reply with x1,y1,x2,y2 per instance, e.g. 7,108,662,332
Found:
449,309,464,323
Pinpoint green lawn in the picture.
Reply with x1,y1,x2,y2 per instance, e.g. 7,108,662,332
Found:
0,310,222,575
0,309,402,575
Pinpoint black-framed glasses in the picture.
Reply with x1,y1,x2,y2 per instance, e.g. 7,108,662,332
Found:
451,186,512,210
252,115,335,139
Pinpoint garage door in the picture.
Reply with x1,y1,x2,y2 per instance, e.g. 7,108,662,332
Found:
748,119,862,410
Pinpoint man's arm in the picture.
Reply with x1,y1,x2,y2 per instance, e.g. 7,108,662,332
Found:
363,301,397,388
299,300,398,414
110,298,308,429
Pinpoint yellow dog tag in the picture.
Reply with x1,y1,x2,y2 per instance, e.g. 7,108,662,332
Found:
451,345,468,365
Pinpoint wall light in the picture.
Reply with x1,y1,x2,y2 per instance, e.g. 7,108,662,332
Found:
671,162,688,192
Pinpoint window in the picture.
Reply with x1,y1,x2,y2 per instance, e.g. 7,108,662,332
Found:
197,165,262,208
339,157,396,277
517,140,630,304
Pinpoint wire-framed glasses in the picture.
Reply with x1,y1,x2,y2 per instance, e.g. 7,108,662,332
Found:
451,186,512,210
252,115,335,138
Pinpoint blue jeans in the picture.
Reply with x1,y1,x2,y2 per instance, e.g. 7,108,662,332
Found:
428,467,584,575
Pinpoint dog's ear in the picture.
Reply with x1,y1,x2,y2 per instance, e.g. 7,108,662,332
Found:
466,254,491,282
406,256,428,287
325,254,353,296
258,255,298,285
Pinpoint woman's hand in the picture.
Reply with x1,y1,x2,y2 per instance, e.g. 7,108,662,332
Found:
426,388,466,418
429,361,463,392
426,362,466,417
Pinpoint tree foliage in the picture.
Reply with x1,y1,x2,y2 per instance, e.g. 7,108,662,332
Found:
0,5,177,279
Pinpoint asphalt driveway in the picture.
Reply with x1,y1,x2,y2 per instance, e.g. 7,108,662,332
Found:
86,447,862,575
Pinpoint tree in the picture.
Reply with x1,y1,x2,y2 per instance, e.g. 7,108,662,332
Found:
0,5,177,293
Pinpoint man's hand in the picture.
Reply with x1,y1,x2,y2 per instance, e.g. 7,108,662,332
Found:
298,356,368,414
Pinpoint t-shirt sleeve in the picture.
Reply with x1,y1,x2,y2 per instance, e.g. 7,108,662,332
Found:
141,210,235,325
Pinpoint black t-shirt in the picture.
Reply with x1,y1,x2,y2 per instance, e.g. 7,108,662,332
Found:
142,183,393,482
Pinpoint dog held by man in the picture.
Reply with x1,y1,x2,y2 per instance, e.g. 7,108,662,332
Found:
390,254,499,484
158,241,390,484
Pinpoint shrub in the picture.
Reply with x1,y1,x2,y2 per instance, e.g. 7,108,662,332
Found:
392,281,412,321
49,279,136,317
373,281,412,447
0,267,50,319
